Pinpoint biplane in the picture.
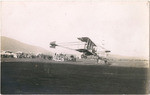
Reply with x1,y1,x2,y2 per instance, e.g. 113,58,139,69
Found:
50,37,111,64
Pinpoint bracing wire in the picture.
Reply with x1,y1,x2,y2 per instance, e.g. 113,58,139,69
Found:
57,41,82,44
56,41,85,46
57,44,85,46
57,45,76,51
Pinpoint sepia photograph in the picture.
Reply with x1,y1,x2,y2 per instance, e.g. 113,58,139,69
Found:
1,0,149,94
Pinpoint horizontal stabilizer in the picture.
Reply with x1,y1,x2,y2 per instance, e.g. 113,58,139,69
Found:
50,45,56,48
105,50,111,53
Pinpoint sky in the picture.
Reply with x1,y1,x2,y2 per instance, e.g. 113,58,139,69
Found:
1,1,149,57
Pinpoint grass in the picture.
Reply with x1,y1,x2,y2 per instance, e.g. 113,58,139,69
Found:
1,59,149,94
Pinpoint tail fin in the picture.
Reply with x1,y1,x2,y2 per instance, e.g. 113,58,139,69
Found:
50,41,57,48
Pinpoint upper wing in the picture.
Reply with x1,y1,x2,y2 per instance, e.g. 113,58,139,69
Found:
77,37,96,46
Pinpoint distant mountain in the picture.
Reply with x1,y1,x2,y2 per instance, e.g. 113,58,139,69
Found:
1,36,52,55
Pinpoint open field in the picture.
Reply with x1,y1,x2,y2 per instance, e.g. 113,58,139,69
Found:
1,58,149,94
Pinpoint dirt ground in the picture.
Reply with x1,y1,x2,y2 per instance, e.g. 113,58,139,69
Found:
1,58,149,94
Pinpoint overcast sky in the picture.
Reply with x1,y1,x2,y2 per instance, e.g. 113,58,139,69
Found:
1,1,149,57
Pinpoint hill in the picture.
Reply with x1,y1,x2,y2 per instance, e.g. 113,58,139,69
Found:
1,36,52,55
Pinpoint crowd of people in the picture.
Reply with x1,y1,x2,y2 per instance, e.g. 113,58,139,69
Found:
1,50,53,60
53,53,76,62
